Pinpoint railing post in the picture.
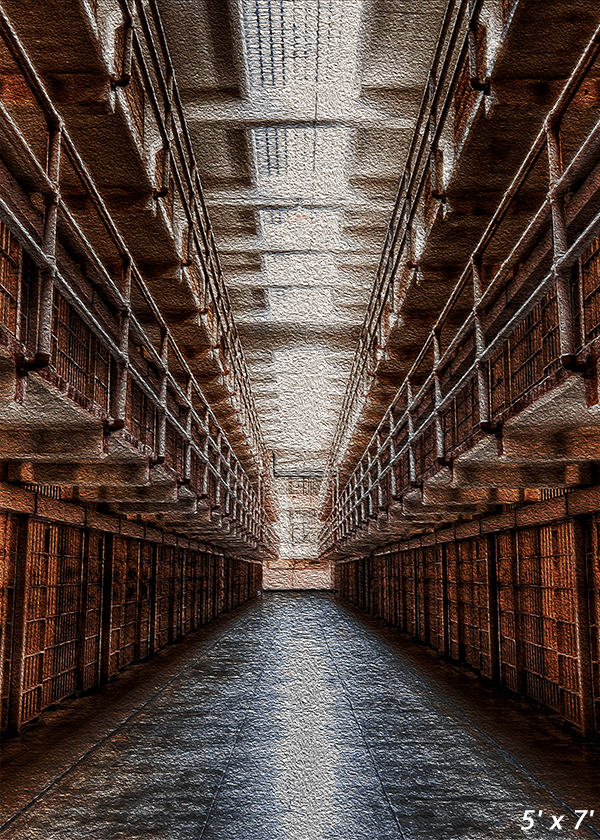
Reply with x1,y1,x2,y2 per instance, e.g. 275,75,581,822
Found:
472,257,492,429
32,121,62,368
389,409,398,499
547,120,585,371
155,329,168,463
109,259,131,430
432,330,446,464
407,380,418,487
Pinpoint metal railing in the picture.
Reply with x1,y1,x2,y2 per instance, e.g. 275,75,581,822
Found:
320,0,521,512
122,0,273,490
0,5,278,556
320,22,600,555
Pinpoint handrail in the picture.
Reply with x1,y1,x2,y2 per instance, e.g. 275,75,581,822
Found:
0,3,277,553
118,0,272,493
320,20,600,552
320,0,524,512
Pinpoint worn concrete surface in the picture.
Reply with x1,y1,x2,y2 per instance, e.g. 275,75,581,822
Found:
1,591,599,839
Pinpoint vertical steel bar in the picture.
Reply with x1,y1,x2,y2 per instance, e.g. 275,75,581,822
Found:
547,121,579,366
572,517,595,737
156,330,168,462
473,258,491,427
113,260,131,428
7,514,30,734
99,533,114,685
432,329,446,463
37,122,61,362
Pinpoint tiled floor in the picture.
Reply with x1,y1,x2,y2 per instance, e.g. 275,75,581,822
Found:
1,591,599,839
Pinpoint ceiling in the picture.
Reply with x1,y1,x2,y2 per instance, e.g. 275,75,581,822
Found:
157,0,448,473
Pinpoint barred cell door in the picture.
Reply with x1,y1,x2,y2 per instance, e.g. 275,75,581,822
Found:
496,531,520,694
0,512,17,732
585,515,600,737
19,521,84,727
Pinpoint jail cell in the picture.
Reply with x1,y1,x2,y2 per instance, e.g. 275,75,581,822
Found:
198,552,212,626
442,538,491,673
155,545,181,649
138,542,153,661
586,515,600,734
197,552,210,626
0,512,17,732
496,530,520,694
126,378,158,451
181,550,200,636
579,235,600,345
398,550,417,637
357,557,369,613
334,560,353,604
416,546,444,651
368,553,384,618
488,289,561,419
207,552,220,622
20,522,84,725
388,552,401,628
165,420,185,475
0,221,34,348
80,532,104,692
460,539,492,676
514,524,582,726
224,557,241,613
51,293,112,413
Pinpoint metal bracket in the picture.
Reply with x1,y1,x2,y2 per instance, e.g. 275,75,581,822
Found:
560,353,591,374
469,76,491,95
16,353,49,376
104,418,125,433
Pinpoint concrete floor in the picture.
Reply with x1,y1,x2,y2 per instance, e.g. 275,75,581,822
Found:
1,592,599,840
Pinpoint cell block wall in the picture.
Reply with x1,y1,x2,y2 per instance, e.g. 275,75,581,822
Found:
0,507,262,735
335,512,599,739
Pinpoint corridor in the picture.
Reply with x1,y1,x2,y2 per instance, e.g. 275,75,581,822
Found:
1,592,598,840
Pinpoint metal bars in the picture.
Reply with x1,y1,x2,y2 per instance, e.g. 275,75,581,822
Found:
0,511,262,734
321,24,600,556
335,515,599,737
0,6,276,556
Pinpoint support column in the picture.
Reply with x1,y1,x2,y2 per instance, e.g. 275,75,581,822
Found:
486,533,501,684
441,542,450,658
573,518,595,737
148,542,158,655
7,515,30,734
75,528,91,694
100,533,114,685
